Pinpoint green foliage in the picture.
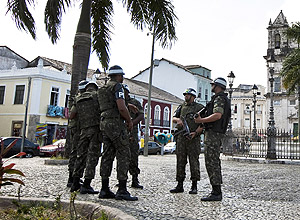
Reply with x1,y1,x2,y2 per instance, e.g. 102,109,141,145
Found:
0,138,26,189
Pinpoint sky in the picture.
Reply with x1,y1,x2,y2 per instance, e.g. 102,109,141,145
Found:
1,0,300,88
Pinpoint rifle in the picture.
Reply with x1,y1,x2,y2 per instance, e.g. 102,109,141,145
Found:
171,116,191,139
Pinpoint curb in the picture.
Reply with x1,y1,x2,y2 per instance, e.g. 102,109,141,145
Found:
44,159,69,165
222,155,300,165
0,196,136,220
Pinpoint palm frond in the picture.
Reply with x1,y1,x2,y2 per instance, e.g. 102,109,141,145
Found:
6,0,36,39
44,0,72,44
91,0,114,71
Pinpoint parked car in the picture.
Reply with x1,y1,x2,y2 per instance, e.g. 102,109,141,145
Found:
1,137,40,158
39,139,66,157
139,142,162,155
164,142,176,154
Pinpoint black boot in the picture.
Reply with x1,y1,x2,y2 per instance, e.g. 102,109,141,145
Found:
67,172,73,187
131,175,143,189
189,181,197,194
80,179,99,194
170,181,184,193
115,180,138,201
201,185,222,201
99,179,115,199
70,177,81,192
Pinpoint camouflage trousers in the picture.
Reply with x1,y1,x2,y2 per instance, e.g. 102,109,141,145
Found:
204,129,223,185
68,127,80,173
100,118,131,181
128,133,140,176
73,126,102,180
175,135,201,181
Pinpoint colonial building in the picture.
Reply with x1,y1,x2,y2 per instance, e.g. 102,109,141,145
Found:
230,84,267,133
264,11,299,134
131,58,212,106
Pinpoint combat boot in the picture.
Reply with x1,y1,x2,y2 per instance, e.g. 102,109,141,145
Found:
99,179,115,199
201,185,222,201
115,180,138,201
189,181,197,194
131,175,143,189
170,181,184,193
70,177,81,192
80,179,99,194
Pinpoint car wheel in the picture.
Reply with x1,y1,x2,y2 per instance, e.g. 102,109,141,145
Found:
25,152,33,158
156,151,160,155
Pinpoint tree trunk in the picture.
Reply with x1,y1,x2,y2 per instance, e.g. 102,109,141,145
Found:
70,0,92,97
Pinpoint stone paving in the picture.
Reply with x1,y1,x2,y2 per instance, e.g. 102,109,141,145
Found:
1,154,300,220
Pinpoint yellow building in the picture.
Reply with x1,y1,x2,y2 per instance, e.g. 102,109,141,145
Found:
0,46,71,145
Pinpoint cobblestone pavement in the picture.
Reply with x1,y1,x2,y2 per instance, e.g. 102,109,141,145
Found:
2,154,300,220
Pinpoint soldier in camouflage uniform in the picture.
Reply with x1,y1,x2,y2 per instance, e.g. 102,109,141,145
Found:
123,84,144,189
70,81,102,194
195,77,231,201
98,65,138,201
67,80,87,187
170,88,204,194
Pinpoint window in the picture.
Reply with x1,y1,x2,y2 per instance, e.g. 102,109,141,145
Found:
144,103,151,119
50,87,60,106
245,118,250,127
14,85,25,104
154,105,161,126
0,86,5,104
234,104,237,113
275,34,281,49
257,119,261,128
65,89,70,108
163,107,170,126
290,100,296,106
274,77,281,92
198,86,202,98
205,89,208,101
274,100,281,106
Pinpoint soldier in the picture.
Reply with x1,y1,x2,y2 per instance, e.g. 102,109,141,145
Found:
123,84,144,189
194,77,231,201
170,88,204,194
98,65,138,201
67,80,86,187
70,81,102,194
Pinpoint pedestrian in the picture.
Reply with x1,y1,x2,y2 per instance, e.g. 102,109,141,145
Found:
70,80,102,194
98,65,138,201
170,88,204,194
194,77,231,201
123,84,144,189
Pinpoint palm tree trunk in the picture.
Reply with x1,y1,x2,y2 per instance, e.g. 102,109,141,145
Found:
70,0,92,97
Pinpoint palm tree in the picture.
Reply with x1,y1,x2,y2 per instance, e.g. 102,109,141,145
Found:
5,0,178,97
281,22,300,137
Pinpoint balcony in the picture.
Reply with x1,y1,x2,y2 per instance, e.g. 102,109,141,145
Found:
47,105,68,118
153,119,161,126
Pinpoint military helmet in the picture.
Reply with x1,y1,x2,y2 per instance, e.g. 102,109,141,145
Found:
183,88,197,97
86,81,98,90
108,65,125,76
78,80,88,90
211,77,227,89
123,84,130,93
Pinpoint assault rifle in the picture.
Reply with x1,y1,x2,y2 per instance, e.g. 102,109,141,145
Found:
171,116,191,139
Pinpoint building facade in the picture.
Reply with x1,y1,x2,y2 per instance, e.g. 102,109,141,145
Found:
265,11,299,133
0,47,71,145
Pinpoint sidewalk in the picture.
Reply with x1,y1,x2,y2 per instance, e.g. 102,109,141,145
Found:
1,155,300,220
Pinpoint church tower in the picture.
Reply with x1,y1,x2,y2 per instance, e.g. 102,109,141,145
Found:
264,11,298,132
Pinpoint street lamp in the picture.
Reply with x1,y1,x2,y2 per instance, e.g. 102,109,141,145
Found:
252,84,258,141
266,54,277,159
227,71,235,131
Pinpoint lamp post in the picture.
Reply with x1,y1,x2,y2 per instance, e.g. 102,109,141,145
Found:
227,71,235,131
266,54,277,159
252,84,258,141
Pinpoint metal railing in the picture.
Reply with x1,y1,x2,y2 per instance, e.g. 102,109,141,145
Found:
224,129,300,160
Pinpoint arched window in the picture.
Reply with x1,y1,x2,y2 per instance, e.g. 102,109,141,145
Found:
153,105,161,126
144,103,151,119
163,107,170,126
275,33,281,49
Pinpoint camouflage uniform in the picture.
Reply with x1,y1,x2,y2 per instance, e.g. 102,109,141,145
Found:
127,97,143,176
174,101,204,181
68,106,80,175
204,92,230,185
72,90,101,180
98,79,131,181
